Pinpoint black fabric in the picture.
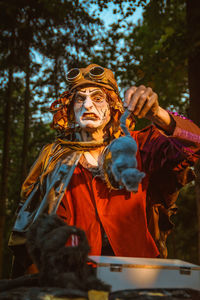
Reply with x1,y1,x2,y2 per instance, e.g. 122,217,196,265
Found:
10,245,32,279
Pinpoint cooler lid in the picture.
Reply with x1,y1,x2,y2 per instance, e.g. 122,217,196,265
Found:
89,256,200,271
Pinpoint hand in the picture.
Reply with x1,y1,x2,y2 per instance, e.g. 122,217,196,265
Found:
124,85,175,134
124,85,159,120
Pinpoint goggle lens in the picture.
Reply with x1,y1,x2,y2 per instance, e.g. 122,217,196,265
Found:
89,66,105,79
67,68,81,83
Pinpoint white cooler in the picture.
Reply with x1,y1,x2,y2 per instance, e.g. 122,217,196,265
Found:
90,256,200,291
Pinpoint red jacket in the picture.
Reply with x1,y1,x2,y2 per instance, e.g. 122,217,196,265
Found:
9,113,200,276
57,113,200,257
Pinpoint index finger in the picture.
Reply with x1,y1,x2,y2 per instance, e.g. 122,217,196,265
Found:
124,86,137,108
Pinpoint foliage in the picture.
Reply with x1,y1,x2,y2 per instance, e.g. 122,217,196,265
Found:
0,0,105,277
95,0,189,114
167,183,198,264
126,0,188,112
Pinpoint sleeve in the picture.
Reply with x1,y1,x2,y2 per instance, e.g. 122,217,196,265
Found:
21,143,56,201
169,112,200,152
135,113,200,174
137,114,200,258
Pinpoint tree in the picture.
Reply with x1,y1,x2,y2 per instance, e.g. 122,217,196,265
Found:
167,183,198,263
187,0,200,127
0,69,13,278
0,0,103,278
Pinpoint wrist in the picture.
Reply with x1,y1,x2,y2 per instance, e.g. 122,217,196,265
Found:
149,107,176,134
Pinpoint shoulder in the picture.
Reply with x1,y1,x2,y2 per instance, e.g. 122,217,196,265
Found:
37,141,61,171
40,141,61,155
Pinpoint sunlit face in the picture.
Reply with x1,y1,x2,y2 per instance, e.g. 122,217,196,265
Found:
73,87,111,131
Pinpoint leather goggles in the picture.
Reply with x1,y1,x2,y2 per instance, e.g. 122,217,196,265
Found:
66,64,120,96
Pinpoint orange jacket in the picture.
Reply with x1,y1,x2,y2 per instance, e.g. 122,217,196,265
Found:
57,163,160,257
57,113,200,257
10,113,200,276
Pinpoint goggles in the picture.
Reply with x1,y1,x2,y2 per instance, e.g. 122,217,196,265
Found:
66,66,119,96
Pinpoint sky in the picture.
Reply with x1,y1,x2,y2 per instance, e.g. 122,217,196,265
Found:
100,4,144,27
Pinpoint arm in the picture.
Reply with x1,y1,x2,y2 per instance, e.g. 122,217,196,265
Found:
124,85,200,153
149,106,175,134
123,85,174,134
124,85,200,258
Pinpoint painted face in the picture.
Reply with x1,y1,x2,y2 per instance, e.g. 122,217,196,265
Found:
73,87,111,130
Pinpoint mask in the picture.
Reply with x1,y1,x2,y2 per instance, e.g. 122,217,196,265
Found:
73,87,111,131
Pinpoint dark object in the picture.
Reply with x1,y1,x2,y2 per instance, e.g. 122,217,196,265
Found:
0,274,38,292
110,288,200,300
1,214,110,294
1,288,200,300
26,213,110,291
0,286,88,300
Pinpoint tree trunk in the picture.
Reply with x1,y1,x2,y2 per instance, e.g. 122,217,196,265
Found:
20,51,31,184
186,0,200,264
187,0,200,126
0,69,13,278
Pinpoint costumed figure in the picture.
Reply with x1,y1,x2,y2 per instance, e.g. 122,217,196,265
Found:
9,64,200,277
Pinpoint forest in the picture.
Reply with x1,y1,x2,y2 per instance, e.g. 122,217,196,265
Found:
0,0,200,278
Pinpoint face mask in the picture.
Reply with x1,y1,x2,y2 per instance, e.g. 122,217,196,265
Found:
73,87,111,130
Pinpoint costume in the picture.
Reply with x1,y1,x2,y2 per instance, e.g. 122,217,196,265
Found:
56,113,200,257
9,112,200,274
9,64,200,276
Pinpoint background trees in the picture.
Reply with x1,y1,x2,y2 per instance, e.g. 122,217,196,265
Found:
0,0,103,278
0,0,199,278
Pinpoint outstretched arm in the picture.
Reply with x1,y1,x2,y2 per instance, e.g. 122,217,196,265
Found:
124,85,176,134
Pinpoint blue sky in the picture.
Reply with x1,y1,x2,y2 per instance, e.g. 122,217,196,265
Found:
100,5,144,27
